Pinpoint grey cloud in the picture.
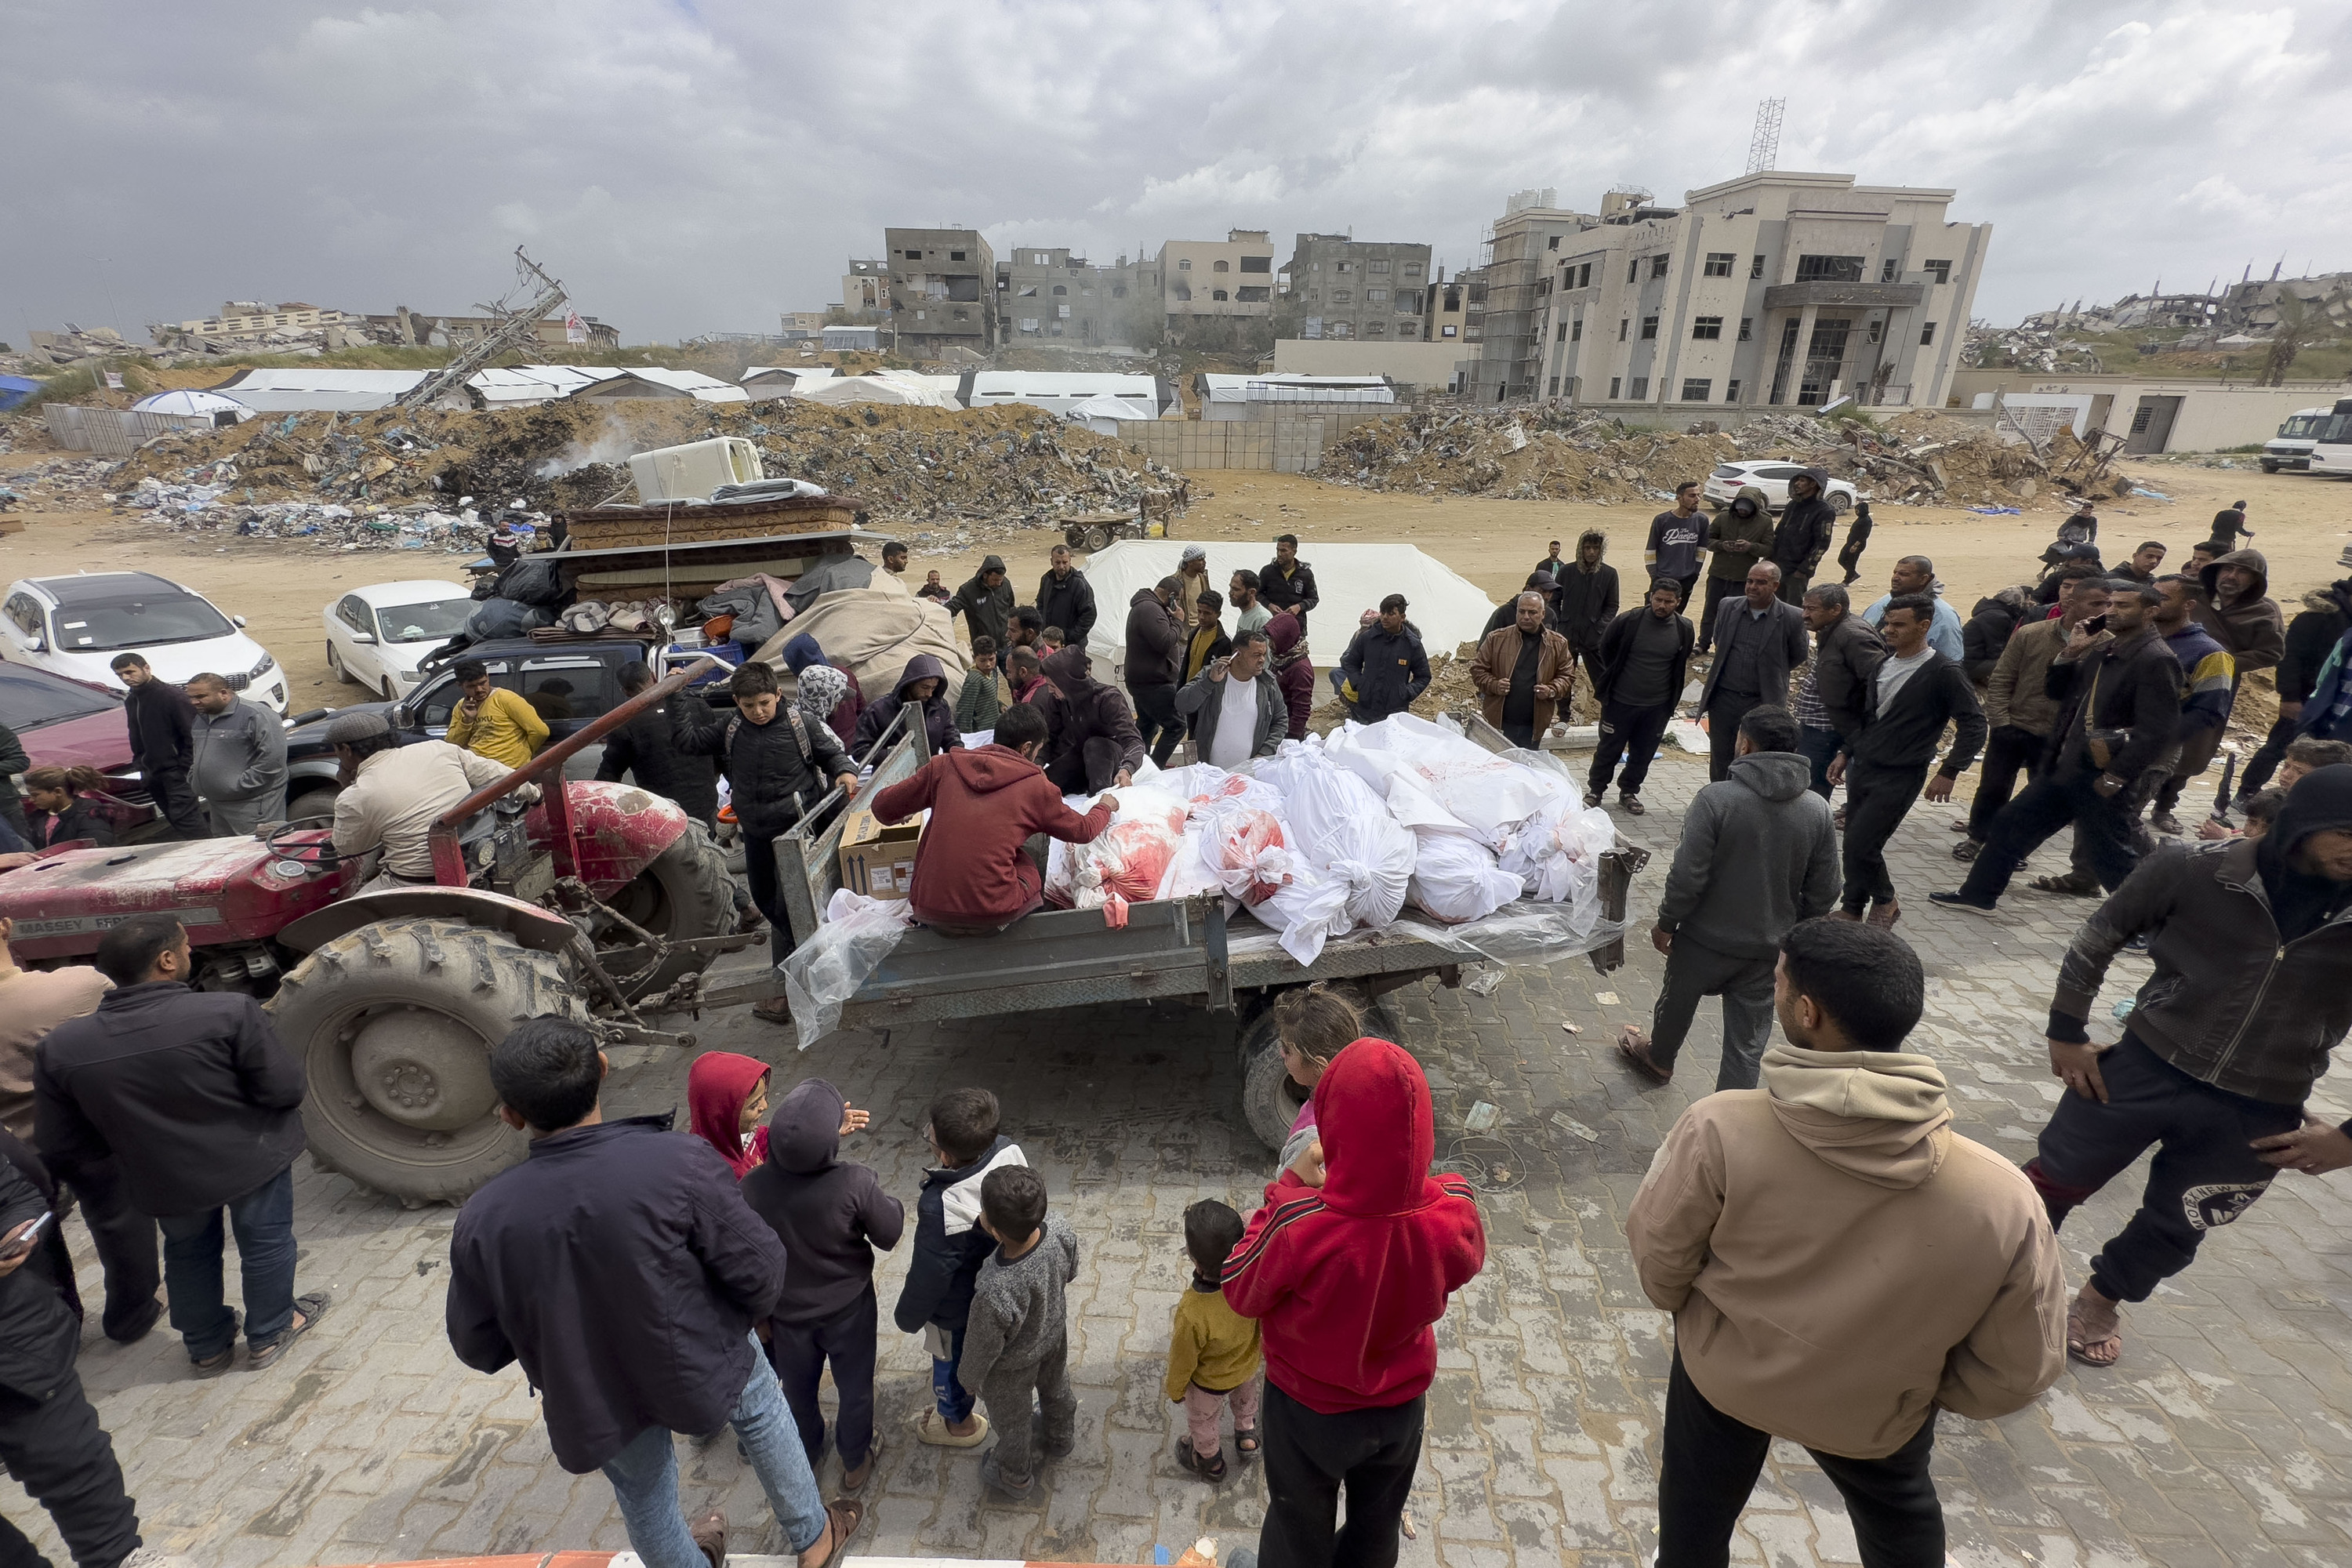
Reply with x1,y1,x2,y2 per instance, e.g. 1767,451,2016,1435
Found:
2,1,2343,343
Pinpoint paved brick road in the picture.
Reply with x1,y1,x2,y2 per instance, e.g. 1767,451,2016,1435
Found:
9,751,2352,1566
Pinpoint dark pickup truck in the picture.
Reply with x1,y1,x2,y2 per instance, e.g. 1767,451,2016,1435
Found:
281,634,735,822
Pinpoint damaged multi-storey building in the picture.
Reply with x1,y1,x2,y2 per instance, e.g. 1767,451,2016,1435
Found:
1465,172,1989,414
884,227,997,359
996,247,1149,347
1274,235,1434,343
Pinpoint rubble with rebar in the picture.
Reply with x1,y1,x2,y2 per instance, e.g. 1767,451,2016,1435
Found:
1316,405,2095,509
7,399,1185,553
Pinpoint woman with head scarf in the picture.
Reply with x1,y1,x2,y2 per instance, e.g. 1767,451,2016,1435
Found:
782,633,863,746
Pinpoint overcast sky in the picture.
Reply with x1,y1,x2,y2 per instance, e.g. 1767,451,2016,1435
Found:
5,1,2345,347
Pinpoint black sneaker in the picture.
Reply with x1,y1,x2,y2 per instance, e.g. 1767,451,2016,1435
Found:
1928,891,2001,918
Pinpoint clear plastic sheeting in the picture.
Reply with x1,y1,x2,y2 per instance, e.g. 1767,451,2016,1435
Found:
779,890,914,1051
1422,900,1626,967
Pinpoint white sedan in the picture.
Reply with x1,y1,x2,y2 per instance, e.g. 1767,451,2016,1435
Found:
324,579,475,699
0,571,286,713
1704,460,1860,515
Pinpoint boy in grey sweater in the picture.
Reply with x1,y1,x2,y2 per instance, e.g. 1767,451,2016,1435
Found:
956,1165,1080,1501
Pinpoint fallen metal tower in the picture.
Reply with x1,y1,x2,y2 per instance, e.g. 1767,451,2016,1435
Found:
391,248,568,411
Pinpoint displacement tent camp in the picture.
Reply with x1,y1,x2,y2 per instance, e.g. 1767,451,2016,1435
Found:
1080,540,1495,675
796,369,961,409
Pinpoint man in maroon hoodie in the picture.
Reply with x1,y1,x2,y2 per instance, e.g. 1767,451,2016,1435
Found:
868,702,1114,935
1221,1036,1486,1568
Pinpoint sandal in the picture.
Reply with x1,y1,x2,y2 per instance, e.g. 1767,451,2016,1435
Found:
1615,1025,1671,1084
913,1409,990,1447
752,996,793,1025
1953,839,1981,862
2030,871,2100,897
1177,1438,1229,1483
800,1499,866,1568
2065,1296,2122,1369
1234,1425,1260,1460
1619,793,1645,815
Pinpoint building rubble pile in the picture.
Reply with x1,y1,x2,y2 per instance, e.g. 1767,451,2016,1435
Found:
31,399,1184,554
1319,405,2087,510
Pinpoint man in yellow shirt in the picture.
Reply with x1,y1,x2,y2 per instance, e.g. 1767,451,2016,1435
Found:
445,659,549,766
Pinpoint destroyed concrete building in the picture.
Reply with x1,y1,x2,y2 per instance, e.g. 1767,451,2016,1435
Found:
996,247,1147,347
837,259,889,319
1275,235,1433,343
885,227,997,359
1530,171,1989,413
1157,230,1279,354
146,302,618,356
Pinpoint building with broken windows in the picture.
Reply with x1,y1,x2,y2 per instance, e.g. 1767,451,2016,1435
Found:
837,260,888,320
1459,190,1613,402
884,228,997,359
1156,230,1279,350
996,248,1146,347
1275,235,1433,343
1526,171,1987,414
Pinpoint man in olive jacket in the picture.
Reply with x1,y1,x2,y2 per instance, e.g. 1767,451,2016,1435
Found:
1470,593,1574,748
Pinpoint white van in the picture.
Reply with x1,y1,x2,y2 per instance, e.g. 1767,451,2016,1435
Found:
2263,406,2339,472
2307,399,2352,480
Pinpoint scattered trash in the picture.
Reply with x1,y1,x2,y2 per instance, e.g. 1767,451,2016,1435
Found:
1464,1101,1501,1133
1966,505,2024,515
2112,998,2136,1021
1465,967,1505,996
1594,991,1619,1006
1551,1111,1601,1143
1560,1020,1581,1034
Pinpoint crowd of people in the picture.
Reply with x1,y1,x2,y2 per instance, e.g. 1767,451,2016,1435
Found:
5,485,2352,1568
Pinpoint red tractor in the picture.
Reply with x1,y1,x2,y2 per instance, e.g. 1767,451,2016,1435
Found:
0,659,746,1205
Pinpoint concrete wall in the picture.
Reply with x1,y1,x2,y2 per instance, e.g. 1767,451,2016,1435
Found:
1272,339,1465,387
1948,371,2343,452
1115,407,1393,473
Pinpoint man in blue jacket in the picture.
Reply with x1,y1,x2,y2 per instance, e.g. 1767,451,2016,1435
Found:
1860,555,1965,663
447,1019,862,1567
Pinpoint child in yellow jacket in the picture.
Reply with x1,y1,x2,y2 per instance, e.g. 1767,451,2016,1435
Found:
1165,1199,1262,1481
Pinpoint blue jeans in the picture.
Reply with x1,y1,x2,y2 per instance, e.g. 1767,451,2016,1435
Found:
601,1336,829,1565
932,1325,975,1423
156,1163,296,1361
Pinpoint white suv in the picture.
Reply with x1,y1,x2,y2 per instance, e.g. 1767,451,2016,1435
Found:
0,572,287,713
1703,460,1859,514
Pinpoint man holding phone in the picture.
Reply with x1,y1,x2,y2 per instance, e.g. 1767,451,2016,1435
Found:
0,1156,149,1568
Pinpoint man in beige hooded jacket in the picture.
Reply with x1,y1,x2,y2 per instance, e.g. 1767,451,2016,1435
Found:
1627,916,2065,1567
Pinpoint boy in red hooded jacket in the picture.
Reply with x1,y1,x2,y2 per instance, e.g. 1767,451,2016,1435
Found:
869,702,1112,935
1221,1036,1486,1567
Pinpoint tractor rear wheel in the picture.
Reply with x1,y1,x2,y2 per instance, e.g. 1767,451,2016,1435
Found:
601,824,736,999
270,917,586,1205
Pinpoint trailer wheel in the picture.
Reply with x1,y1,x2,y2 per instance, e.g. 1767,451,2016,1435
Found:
602,825,736,998
1083,523,1115,552
1240,1033,1309,1155
271,917,586,1205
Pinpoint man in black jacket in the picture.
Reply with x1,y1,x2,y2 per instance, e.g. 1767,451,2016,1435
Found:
109,653,206,840
1935,579,2183,914
447,1018,860,1566
1259,534,1320,635
1769,469,1838,604
1824,596,1986,926
683,662,858,1022
2241,579,2352,800
1554,528,1620,697
596,662,720,826
1337,596,1432,724
0,1157,147,1568
1793,585,1886,798
35,914,326,1376
1587,579,1693,811
1697,563,1810,782
1124,578,1188,766
945,555,1014,651
2021,767,2352,1369
1036,545,1097,645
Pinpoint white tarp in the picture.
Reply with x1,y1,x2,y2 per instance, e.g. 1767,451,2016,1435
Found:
1064,392,1159,434
797,370,960,409
753,579,968,706
202,368,430,412
1082,540,1497,674
130,389,251,419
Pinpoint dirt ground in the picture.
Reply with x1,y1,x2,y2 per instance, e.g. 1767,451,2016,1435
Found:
1,445,2346,718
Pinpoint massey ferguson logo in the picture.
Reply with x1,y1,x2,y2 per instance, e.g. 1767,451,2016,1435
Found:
13,909,223,938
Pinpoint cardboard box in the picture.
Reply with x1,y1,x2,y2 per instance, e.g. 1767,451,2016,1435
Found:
837,804,924,902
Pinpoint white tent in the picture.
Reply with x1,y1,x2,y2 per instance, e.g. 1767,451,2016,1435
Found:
130,389,252,420
1081,540,1497,675
202,368,430,412
797,370,960,409
1063,392,1158,434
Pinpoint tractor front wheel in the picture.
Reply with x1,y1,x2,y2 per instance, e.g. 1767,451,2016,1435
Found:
270,917,586,1205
